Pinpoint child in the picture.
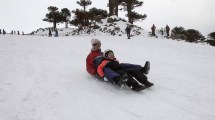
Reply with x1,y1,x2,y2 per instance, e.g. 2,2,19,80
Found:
97,49,154,91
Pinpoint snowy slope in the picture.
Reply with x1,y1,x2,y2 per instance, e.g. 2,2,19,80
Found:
31,16,144,37
0,34,215,120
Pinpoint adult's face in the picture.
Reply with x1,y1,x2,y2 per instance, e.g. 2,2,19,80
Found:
92,43,101,50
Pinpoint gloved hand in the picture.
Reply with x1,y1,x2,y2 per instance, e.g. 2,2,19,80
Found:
94,73,103,80
94,73,108,81
103,77,108,81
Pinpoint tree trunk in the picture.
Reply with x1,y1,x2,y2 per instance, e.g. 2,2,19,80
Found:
83,5,87,26
115,1,118,16
53,21,56,29
112,0,117,16
53,14,57,29
65,22,68,28
127,0,132,24
109,0,114,16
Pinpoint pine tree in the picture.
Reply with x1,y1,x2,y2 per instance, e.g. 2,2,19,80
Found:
121,0,144,24
76,0,92,13
61,8,71,28
76,0,92,26
88,7,108,22
207,32,215,46
185,29,205,43
171,27,186,40
43,6,63,29
172,27,186,35
208,32,215,40
70,9,85,26
129,11,147,23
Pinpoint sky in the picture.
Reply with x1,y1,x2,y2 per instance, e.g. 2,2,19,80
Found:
0,0,214,35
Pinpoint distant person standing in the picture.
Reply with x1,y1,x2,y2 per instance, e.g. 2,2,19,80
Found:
125,25,131,39
3,29,6,35
151,24,156,36
48,28,52,37
165,25,170,36
77,24,82,35
0,29,1,34
160,28,164,35
17,31,20,35
54,28,58,37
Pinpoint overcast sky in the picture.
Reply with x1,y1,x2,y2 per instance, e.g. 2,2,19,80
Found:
0,0,214,35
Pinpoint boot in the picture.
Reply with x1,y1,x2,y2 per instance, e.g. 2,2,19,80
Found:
117,74,128,88
145,82,154,88
143,61,150,74
132,84,146,91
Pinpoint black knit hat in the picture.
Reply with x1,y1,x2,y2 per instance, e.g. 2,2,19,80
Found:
104,49,113,59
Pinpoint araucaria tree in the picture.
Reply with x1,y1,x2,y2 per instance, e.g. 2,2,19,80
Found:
61,8,71,28
70,9,86,26
207,32,215,46
121,0,146,24
43,6,63,29
88,7,108,22
185,29,205,43
129,11,147,24
71,8,108,27
76,0,92,26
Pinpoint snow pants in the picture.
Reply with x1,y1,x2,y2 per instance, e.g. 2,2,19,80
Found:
104,63,142,82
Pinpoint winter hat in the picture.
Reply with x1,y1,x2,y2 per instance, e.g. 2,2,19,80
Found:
104,49,114,59
91,39,101,46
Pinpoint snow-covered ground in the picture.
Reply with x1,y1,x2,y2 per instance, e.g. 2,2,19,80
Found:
31,15,143,37
0,34,215,120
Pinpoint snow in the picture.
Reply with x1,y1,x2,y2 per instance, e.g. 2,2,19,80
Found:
0,33,215,120
31,16,143,37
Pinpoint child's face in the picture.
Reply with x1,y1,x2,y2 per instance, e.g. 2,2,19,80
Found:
107,52,115,60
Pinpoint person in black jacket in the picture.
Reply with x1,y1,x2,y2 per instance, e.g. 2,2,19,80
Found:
166,25,170,36
125,25,131,39
48,28,52,37
3,29,6,35
151,24,156,36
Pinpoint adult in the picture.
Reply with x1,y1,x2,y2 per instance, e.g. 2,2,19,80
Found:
3,29,6,35
160,28,164,35
125,25,131,39
48,28,52,37
86,39,122,82
54,29,58,37
165,25,170,36
151,24,156,36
